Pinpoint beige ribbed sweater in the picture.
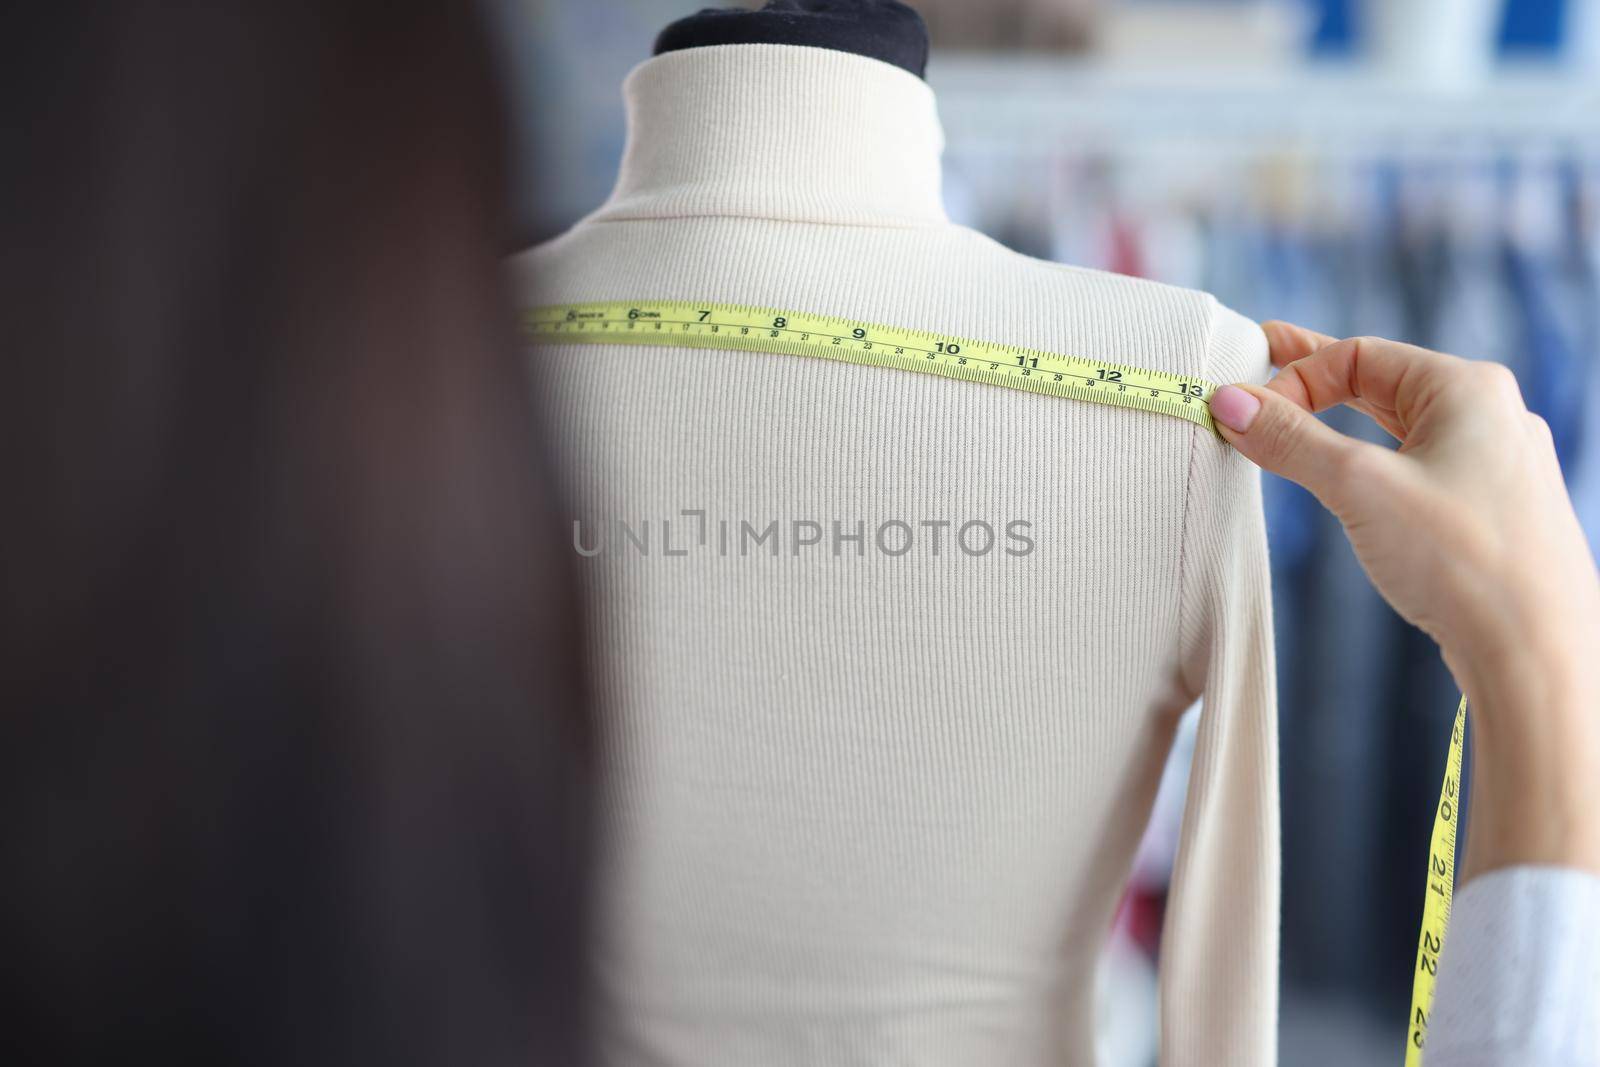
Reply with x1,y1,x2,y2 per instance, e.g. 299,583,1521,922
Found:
513,44,1278,1067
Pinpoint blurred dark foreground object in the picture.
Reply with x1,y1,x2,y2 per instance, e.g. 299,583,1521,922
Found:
0,4,590,1065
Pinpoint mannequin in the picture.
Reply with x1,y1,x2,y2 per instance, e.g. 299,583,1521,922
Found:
654,0,930,79
515,32,1279,1067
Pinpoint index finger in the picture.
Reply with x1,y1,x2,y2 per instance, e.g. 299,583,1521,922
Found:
1262,320,1337,369
1260,325,1455,420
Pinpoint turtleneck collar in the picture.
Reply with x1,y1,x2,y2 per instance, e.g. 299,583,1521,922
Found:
589,44,948,228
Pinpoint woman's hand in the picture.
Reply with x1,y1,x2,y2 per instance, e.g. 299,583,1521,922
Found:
1210,322,1600,880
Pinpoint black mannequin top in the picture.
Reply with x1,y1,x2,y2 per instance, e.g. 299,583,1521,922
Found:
653,0,929,80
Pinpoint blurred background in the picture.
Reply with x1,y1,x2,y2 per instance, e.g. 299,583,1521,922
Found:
493,1,1600,1063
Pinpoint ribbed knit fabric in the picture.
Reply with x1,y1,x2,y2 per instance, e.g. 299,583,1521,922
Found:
513,44,1278,1067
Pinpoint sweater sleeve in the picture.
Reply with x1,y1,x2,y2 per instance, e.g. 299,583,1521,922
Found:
1426,866,1600,1067
1160,304,1280,1066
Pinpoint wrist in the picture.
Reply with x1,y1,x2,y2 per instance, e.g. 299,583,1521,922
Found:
1447,630,1587,729
1442,589,1598,724
1447,631,1600,882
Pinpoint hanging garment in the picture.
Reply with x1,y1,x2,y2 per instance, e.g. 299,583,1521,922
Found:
514,43,1278,1067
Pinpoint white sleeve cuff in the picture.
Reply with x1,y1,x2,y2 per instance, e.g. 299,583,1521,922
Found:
1426,865,1600,1067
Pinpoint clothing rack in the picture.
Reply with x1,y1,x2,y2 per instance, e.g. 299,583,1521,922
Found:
928,56,1600,1029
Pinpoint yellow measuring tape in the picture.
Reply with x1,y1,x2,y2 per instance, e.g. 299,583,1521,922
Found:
1407,695,1467,1066
523,299,1220,433
524,297,1468,1065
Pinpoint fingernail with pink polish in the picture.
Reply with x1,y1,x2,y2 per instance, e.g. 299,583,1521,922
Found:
1210,386,1261,433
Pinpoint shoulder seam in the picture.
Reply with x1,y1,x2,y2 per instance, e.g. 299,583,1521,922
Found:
1174,296,1222,699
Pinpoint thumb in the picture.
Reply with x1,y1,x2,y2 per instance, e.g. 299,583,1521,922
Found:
1209,383,1374,508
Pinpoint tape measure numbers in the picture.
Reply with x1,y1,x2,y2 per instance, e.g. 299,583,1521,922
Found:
1407,696,1467,1066
524,296,1467,1064
523,299,1220,433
